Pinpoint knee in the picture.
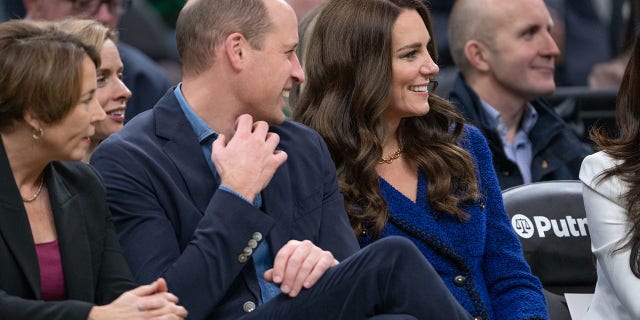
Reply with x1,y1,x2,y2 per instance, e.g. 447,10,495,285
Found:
362,236,437,279
365,236,422,261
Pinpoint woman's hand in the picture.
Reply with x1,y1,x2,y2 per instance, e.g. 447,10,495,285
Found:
88,278,188,320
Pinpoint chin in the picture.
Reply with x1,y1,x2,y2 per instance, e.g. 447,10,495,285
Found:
537,85,556,96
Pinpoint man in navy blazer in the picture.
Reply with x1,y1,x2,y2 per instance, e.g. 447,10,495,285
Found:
91,0,471,319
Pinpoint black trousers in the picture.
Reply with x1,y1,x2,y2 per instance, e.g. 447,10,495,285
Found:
242,236,471,320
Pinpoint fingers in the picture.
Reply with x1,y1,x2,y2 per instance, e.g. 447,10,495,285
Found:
128,280,159,297
213,114,287,200
143,301,188,319
263,269,274,282
301,252,338,289
252,120,270,137
281,241,314,296
155,278,168,293
271,240,337,298
211,133,227,151
137,293,180,311
271,241,296,285
234,114,254,135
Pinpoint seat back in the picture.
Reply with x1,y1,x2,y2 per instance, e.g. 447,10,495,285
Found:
502,180,596,294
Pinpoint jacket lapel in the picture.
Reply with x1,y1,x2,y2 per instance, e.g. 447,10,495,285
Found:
0,141,40,297
45,164,94,300
155,92,217,213
261,161,294,252
381,175,459,253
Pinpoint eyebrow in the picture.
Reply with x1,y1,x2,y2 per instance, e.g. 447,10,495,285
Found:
395,41,425,53
285,42,298,51
81,88,97,98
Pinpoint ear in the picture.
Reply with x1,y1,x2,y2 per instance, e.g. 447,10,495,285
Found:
23,110,42,131
224,32,248,72
464,40,491,73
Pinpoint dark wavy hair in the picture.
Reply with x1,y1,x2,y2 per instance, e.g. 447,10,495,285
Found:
293,0,479,239
591,30,640,278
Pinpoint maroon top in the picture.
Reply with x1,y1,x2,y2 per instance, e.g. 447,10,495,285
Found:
35,240,66,301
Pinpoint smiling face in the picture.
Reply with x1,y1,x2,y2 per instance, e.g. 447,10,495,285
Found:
41,56,106,161
94,39,130,141
241,0,305,125
483,0,559,102
385,9,439,124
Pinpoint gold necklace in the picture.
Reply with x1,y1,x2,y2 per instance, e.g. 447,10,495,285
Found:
378,147,402,164
22,176,44,203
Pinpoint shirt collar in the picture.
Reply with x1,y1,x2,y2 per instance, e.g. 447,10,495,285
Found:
479,99,538,136
174,83,217,143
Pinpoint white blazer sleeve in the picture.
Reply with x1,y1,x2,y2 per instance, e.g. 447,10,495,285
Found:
580,152,640,317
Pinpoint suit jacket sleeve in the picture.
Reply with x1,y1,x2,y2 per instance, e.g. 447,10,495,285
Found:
580,152,640,317
0,290,94,320
85,165,138,305
465,126,548,320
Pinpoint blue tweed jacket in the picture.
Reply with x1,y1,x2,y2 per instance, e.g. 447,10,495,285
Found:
361,125,548,320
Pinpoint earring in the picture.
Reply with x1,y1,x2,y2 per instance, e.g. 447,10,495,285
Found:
32,127,44,140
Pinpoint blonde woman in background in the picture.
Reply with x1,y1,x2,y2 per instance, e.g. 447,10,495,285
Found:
57,19,131,162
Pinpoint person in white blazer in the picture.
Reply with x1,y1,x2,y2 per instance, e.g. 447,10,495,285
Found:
579,30,640,320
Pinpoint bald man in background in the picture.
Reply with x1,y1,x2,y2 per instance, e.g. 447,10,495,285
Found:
447,0,591,190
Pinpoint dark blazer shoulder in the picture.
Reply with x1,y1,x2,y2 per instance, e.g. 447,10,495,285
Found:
271,120,324,147
49,161,103,187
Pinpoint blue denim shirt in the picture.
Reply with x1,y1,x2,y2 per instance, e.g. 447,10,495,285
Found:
174,84,280,303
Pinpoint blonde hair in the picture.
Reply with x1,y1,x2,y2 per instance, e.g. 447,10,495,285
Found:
57,19,118,53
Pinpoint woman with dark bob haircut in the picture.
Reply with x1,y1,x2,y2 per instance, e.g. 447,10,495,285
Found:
294,0,548,318
0,20,186,320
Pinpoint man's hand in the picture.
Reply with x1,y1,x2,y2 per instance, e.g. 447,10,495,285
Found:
264,240,339,298
212,114,287,202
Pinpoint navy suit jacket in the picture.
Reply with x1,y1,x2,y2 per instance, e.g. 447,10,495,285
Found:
0,141,136,320
91,89,360,320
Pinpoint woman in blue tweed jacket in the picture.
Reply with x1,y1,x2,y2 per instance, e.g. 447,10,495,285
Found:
293,0,547,319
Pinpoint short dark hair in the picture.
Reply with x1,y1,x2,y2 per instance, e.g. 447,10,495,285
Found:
0,20,99,132
176,0,272,77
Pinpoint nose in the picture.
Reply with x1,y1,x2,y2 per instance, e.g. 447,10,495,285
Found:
420,53,439,76
541,30,560,57
93,3,118,29
291,53,305,84
91,97,107,122
115,78,132,102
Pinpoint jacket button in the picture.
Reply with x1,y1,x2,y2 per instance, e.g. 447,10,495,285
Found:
453,275,466,287
541,160,548,169
243,247,253,255
243,301,256,313
473,317,482,320
501,171,511,177
252,232,263,241
479,203,485,210
248,239,258,249
238,254,248,263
